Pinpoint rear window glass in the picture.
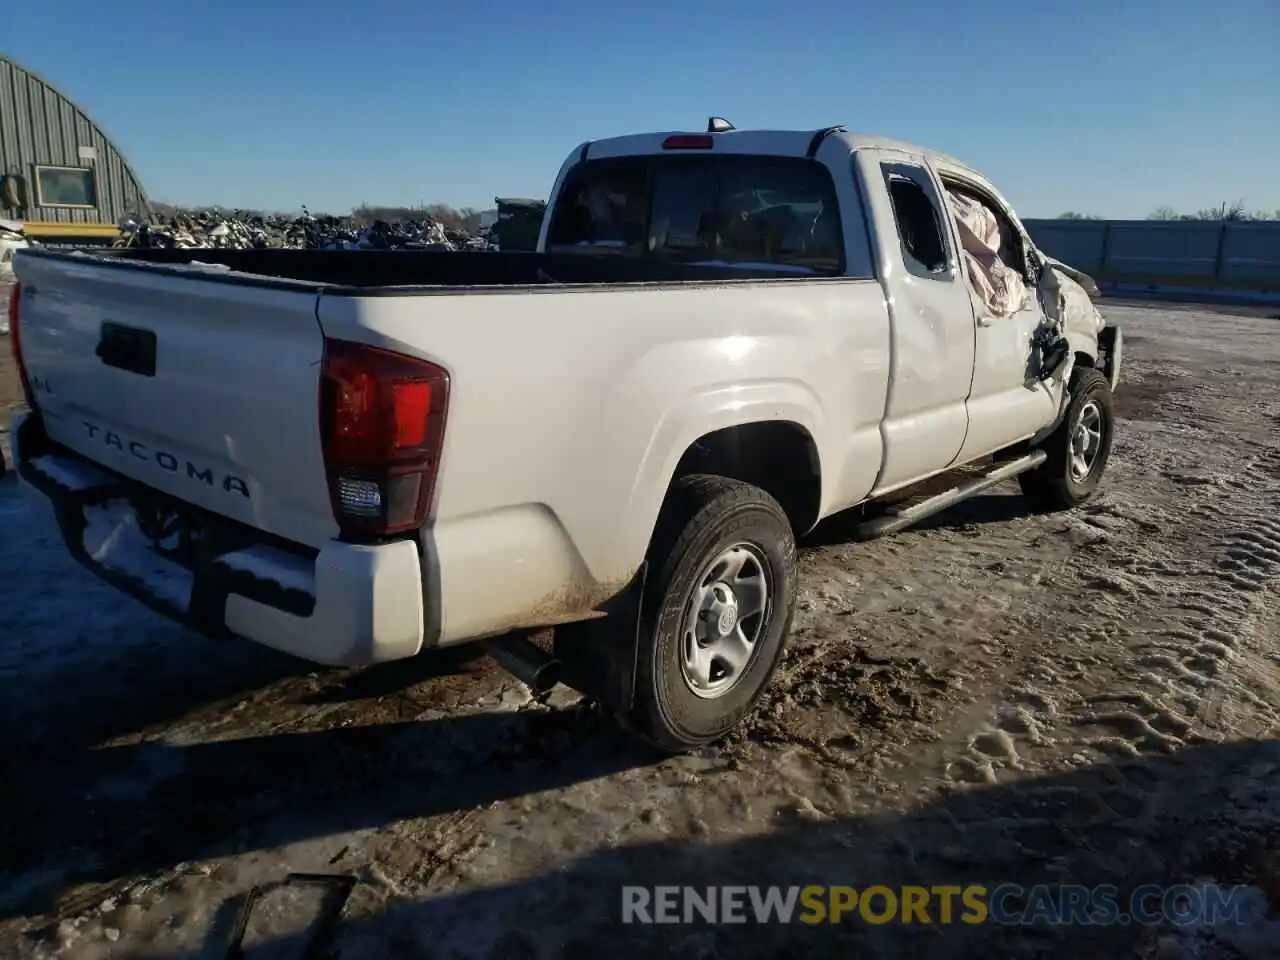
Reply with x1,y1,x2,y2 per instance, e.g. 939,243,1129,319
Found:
546,164,649,252
546,156,844,274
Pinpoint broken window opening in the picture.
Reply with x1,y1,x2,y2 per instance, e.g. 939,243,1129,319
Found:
882,170,950,277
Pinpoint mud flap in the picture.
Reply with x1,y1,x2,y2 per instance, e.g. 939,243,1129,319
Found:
553,562,648,713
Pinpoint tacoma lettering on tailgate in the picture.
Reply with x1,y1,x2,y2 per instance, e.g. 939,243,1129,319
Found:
81,421,251,498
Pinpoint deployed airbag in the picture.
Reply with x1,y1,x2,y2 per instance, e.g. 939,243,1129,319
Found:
945,189,1029,318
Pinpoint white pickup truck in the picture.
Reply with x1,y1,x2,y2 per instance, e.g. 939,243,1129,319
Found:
10,120,1121,750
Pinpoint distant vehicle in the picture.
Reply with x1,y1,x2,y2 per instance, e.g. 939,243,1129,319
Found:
9,119,1120,750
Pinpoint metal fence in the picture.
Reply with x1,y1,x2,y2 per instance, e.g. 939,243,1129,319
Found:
1022,219,1280,293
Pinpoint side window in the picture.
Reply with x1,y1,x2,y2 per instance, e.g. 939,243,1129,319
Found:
546,163,648,252
881,166,951,279
942,179,1039,285
980,191,1032,278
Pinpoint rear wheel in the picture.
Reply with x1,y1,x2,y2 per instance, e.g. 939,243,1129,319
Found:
626,475,797,752
1019,367,1115,511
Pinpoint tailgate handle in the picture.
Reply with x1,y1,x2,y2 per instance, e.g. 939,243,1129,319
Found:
96,322,157,377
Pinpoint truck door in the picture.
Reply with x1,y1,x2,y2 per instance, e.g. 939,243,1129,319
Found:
933,172,1060,462
853,149,977,494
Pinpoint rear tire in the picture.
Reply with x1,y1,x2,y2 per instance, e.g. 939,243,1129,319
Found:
626,475,797,753
1019,367,1115,511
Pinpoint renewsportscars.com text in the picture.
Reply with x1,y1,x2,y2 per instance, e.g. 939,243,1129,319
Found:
621,883,1254,926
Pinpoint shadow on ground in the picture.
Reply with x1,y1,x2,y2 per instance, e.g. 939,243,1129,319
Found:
0,477,320,760
0,637,307,758
803,487,1039,549
298,645,489,706
0,703,658,923
139,737,1280,960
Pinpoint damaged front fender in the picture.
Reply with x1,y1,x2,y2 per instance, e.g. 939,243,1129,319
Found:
1037,257,1106,362
1040,253,1101,300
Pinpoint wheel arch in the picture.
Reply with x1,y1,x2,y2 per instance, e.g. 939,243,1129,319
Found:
668,421,822,537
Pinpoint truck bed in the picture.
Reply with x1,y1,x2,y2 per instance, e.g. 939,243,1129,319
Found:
12,238,890,649
71,248,830,290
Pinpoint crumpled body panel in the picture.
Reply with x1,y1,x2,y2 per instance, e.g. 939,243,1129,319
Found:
1038,262,1105,344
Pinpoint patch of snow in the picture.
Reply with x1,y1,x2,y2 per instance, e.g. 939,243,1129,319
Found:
26,453,115,492
217,544,315,595
81,499,194,609
0,480,190,687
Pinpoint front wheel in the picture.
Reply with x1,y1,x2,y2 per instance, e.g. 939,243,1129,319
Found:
626,475,798,752
1019,367,1116,511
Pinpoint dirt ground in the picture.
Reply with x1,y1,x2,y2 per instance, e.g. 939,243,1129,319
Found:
1,301,1278,959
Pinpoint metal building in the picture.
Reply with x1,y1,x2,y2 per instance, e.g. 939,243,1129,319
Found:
0,53,151,242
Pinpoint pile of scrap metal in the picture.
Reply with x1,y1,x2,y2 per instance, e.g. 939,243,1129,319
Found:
115,208,497,252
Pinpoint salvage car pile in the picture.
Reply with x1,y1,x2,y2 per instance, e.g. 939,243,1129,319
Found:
0,209,501,336
115,208,496,252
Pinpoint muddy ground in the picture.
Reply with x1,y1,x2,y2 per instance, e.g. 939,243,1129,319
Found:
0,302,1278,959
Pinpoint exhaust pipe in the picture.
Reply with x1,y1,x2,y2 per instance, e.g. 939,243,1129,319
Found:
487,633,562,694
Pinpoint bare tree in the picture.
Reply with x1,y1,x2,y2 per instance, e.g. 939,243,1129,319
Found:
1194,200,1250,221
1148,202,1276,222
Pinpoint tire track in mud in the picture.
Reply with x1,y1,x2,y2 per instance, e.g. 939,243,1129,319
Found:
717,371,1250,782
936,385,1280,784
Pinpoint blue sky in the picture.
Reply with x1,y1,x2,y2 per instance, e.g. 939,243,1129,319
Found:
8,0,1278,217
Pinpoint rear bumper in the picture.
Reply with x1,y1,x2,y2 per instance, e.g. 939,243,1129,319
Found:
13,412,425,666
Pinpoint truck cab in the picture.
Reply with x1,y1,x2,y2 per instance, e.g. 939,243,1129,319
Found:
538,123,1113,502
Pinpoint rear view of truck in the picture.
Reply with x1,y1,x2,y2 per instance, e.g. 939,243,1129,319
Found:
8,253,443,665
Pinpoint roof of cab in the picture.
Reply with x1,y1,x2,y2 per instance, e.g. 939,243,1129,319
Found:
581,127,978,178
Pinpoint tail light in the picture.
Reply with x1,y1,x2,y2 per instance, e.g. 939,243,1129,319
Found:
8,283,34,407
662,135,714,149
318,338,450,542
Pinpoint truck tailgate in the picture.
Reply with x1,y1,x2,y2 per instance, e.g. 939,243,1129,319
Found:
15,254,339,547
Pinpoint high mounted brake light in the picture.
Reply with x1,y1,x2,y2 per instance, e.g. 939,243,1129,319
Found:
318,338,450,542
662,135,714,150
8,283,34,408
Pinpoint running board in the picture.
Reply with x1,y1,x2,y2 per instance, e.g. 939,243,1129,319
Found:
855,451,1047,539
